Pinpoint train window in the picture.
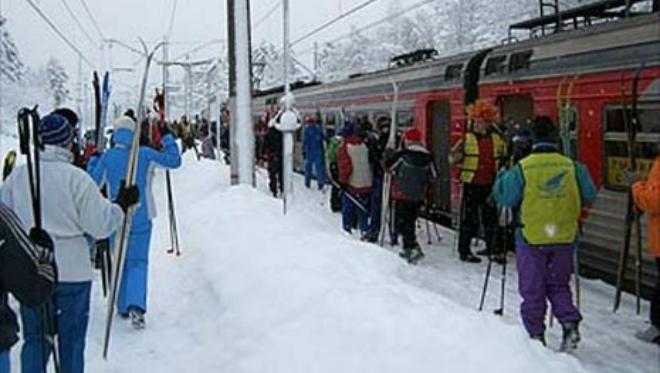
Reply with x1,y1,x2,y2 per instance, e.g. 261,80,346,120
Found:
397,111,413,129
325,113,337,128
509,51,533,72
485,56,507,76
603,106,660,190
445,64,463,81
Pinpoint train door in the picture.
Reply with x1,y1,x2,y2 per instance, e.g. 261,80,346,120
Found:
499,95,534,128
427,100,451,213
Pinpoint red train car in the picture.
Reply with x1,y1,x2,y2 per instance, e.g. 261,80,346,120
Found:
252,7,660,292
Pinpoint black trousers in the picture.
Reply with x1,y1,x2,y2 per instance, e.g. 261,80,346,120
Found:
268,157,283,197
457,184,496,256
652,258,660,328
395,200,422,251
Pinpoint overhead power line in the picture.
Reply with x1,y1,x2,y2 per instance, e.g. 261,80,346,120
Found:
253,1,281,30
167,0,179,40
79,0,104,40
58,0,98,48
298,0,436,53
291,0,382,47
171,39,225,62
23,0,95,68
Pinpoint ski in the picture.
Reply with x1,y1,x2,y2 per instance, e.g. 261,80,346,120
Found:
98,71,111,151
556,76,581,310
165,171,181,256
102,39,165,359
93,72,101,145
18,107,62,373
378,81,399,246
613,64,645,314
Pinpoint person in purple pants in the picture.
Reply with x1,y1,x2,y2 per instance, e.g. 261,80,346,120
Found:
493,116,597,351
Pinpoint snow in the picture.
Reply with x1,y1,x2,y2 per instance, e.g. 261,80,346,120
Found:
5,149,659,372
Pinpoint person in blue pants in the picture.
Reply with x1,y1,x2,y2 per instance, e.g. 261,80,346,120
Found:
89,115,181,329
1,113,134,373
302,116,327,189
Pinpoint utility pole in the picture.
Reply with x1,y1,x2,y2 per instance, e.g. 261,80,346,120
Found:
276,0,301,214
227,0,239,185
233,0,254,186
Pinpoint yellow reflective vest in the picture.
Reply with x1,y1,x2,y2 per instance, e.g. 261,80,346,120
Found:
519,153,581,245
460,132,507,183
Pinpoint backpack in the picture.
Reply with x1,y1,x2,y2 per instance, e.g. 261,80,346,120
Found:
394,158,432,202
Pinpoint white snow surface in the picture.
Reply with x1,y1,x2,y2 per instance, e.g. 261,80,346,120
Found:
6,150,658,372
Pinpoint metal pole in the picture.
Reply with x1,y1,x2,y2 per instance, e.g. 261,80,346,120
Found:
234,0,254,185
162,37,170,120
282,0,293,213
227,0,239,185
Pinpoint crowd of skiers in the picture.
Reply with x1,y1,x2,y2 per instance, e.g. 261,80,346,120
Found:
260,99,659,349
0,103,182,373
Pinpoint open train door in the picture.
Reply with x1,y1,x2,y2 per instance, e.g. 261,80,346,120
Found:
427,100,452,221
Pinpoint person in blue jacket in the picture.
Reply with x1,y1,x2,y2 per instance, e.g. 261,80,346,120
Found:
302,115,327,190
493,116,597,351
89,115,182,329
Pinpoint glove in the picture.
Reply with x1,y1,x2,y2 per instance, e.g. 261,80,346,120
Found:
623,169,642,187
29,228,54,264
159,122,172,137
115,182,140,213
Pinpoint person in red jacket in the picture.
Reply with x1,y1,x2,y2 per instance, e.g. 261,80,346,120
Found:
338,123,373,235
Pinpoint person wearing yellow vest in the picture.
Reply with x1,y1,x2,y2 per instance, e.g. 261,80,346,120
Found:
493,116,597,351
630,143,660,345
450,100,507,263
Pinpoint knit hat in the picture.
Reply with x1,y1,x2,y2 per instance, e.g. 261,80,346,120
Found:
341,122,355,137
403,128,422,143
53,108,79,128
114,116,136,131
39,114,73,147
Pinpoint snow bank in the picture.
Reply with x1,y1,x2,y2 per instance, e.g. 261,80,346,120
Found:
82,155,590,373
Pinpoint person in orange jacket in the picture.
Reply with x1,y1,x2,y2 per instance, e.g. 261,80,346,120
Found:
631,145,660,345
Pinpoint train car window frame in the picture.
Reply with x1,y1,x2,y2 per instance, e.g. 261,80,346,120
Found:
509,50,533,72
444,64,463,81
602,104,660,191
485,56,507,76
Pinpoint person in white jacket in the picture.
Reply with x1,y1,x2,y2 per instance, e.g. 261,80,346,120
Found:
0,112,139,373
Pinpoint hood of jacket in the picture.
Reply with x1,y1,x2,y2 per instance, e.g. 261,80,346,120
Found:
113,128,135,149
40,145,74,164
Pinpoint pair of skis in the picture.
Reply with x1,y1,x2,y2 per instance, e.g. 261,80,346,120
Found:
556,77,582,311
17,107,61,373
378,81,399,247
93,71,113,298
102,39,165,359
613,64,646,315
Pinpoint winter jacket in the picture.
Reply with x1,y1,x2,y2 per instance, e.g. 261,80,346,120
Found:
338,135,373,193
493,144,598,246
0,203,56,352
385,143,437,202
302,123,325,159
264,126,283,162
632,156,660,257
89,129,182,231
0,146,124,282
326,136,341,166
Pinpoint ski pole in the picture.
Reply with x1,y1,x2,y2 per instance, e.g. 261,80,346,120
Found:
494,209,509,316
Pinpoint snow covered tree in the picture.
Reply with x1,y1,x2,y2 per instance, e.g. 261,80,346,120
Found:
0,15,23,83
46,57,70,108
252,41,300,89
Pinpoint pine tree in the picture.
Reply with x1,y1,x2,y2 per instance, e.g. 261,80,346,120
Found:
0,15,23,83
46,57,70,108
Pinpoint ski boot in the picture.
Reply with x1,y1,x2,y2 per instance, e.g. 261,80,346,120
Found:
530,334,546,347
635,325,660,345
407,246,425,265
129,308,146,330
560,321,580,352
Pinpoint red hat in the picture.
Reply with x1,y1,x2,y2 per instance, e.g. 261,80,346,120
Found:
404,128,422,142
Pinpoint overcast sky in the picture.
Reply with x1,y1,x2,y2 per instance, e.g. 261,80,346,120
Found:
1,0,399,89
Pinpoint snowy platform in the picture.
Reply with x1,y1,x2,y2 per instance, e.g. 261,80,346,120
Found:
12,153,657,372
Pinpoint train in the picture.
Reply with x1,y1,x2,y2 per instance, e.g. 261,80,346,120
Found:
251,2,660,295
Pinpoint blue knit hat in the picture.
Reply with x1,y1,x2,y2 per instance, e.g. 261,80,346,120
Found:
39,113,73,147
